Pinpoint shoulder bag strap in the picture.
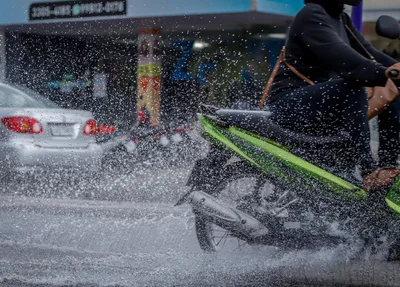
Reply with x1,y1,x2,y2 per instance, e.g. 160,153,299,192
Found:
283,56,315,86
259,47,285,108
344,24,376,62
259,47,315,108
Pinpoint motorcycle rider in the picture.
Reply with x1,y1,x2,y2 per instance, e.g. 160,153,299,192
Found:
265,0,400,192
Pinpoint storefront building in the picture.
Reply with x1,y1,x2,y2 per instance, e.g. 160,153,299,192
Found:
360,0,400,56
0,0,307,126
1,0,398,126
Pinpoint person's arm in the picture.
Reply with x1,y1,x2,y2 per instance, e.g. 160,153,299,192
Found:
343,13,397,67
299,5,388,87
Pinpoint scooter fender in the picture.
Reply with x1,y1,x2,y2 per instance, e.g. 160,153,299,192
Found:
187,191,269,238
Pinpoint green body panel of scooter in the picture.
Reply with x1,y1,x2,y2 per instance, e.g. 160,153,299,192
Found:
197,114,400,215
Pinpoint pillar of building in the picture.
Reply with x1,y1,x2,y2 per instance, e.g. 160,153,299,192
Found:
137,28,162,126
0,28,6,82
351,1,364,32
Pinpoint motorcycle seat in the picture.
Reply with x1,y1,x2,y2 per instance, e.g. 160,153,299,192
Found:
216,109,351,149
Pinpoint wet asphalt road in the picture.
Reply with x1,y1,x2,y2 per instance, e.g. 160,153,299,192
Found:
1,161,400,287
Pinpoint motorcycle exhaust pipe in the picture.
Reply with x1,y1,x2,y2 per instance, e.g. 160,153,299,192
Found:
187,191,269,238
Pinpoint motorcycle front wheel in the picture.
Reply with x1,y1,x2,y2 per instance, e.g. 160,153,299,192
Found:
194,161,297,253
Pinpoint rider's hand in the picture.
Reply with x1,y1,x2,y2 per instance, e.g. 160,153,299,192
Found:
385,63,400,80
363,167,399,192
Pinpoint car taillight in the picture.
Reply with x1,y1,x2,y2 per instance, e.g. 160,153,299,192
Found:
83,119,97,135
1,116,43,134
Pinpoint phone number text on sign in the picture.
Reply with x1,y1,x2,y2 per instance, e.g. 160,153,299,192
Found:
29,0,127,21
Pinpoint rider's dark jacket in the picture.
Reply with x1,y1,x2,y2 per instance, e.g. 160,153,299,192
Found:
267,0,397,104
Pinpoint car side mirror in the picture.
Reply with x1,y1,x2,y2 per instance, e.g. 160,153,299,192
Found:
376,15,400,40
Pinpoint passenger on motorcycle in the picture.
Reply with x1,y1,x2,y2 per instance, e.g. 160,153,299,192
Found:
266,0,400,192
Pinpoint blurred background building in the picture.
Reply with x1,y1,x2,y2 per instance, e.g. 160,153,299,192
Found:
362,0,400,57
0,0,397,128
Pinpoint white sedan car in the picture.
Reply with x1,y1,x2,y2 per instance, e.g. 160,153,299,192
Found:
0,82,102,176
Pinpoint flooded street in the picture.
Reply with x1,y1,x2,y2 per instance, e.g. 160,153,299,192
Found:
0,164,399,287
0,0,399,286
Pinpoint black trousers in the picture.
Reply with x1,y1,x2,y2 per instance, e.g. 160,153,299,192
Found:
268,79,400,175
378,97,400,166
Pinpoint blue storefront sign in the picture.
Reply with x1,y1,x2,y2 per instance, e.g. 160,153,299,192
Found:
29,0,127,21
0,0,304,25
258,0,305,16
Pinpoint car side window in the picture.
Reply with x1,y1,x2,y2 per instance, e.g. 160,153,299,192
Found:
0,85,42,108
8,92,28,107
0,88,8,107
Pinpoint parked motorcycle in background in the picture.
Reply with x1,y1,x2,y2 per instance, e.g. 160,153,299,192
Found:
101,120,202,171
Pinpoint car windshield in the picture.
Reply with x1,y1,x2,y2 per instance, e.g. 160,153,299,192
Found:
0,83,59,109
